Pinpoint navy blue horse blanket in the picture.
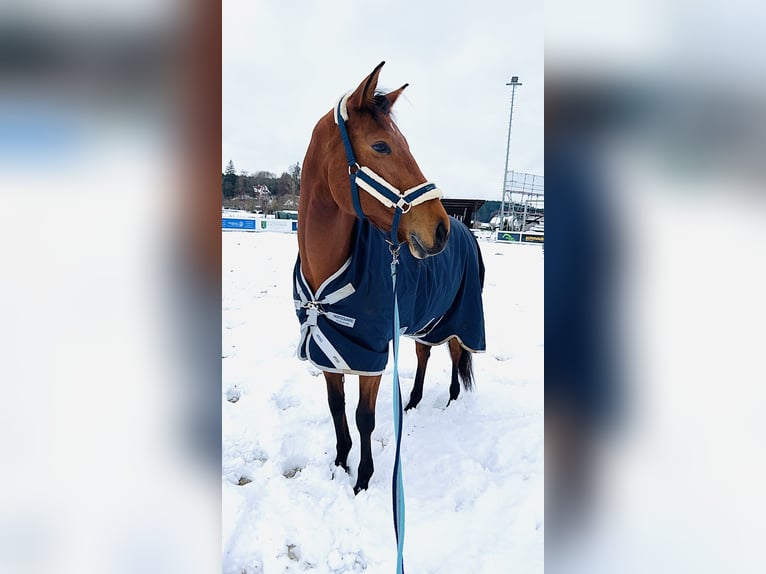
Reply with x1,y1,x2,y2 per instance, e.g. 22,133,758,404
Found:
293,217,486,375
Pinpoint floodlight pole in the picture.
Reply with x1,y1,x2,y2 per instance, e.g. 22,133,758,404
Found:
499,76,522,232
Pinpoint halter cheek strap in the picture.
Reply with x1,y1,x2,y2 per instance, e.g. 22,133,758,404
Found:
334,93,443,247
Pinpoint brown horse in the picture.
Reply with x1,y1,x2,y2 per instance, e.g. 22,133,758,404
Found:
295,62,485,493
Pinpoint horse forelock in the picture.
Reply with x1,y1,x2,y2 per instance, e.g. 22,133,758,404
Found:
371,92,392,116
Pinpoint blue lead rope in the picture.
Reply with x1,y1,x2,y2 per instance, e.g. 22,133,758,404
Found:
390,250,406,574
336,93,437,573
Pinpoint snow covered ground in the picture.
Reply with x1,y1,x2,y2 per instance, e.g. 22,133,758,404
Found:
222,230,544,573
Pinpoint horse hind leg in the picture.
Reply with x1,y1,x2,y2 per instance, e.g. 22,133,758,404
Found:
447,337,474,407
354,374,382,494
324,372,352,472
405,342,432,411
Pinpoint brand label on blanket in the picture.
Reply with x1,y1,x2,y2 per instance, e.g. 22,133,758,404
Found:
326,312,356,328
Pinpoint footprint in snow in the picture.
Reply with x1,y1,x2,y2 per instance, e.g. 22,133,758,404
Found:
282,466,303,479
327,549,366,572
226,387,242,403
272,393,300,410
286,544,299,561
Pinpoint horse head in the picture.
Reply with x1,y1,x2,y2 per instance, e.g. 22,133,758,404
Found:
312,62,451,259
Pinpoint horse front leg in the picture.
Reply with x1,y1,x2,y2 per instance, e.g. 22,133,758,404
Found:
405,342,432,410
324,372,352,472
354,374,382,494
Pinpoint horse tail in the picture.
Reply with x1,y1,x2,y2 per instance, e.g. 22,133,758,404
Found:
458,345,475,392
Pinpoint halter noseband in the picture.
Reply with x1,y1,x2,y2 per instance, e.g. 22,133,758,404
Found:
334,93,443,248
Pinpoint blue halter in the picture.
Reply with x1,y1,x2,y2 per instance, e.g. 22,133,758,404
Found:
334,94,442,249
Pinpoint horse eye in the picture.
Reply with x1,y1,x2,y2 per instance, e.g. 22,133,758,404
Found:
371,141,391,154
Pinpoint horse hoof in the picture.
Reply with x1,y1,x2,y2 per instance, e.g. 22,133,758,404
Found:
404,397,422,411
353,484,367,495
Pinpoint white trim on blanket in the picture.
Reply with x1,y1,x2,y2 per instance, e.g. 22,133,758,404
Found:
302,348,385,377
408,334,487,354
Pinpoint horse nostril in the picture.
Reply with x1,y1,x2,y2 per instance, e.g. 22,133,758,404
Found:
434,220,448,250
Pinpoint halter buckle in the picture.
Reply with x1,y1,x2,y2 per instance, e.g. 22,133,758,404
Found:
348,162,360,175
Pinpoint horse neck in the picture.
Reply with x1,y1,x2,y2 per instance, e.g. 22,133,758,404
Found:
298,185,357,293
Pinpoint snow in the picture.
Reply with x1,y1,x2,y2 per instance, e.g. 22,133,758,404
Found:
222,230,543,573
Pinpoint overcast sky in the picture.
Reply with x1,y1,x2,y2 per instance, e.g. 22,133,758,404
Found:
223,0,543,201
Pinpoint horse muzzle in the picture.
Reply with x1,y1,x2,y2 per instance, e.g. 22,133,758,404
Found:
408,219,449,259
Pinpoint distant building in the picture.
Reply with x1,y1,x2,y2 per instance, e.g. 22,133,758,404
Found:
440,199,486,228
234,184,271,201
252,184,270,197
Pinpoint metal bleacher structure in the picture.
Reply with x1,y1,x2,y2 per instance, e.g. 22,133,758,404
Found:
495,170,544,245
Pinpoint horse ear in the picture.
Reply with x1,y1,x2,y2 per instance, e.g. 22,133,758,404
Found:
384,83,408,108
348,61,386,112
